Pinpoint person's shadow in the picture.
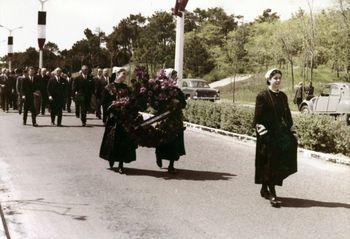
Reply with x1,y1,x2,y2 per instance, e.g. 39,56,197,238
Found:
110,167,236,181
279,197,350,209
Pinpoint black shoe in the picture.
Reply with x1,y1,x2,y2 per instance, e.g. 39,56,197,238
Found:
57,124,63,127
269,196,281,208
156,157,162,168
109,161,114,169
118,167,125,174
260,187,270,199
23,122,26,125
168,166,176,174
51,122,55,126
82,123,86,127
33,123,38,127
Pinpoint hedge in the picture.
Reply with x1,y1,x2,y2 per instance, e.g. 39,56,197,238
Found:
183,101,350,157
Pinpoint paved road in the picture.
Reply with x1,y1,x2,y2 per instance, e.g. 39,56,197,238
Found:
209,75,251,88
0,110,349,239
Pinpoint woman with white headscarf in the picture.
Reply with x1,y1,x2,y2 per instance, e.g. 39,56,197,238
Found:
253,68,298,207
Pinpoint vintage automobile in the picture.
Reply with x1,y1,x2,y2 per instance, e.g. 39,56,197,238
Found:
180,79,220,101
299,82,350,124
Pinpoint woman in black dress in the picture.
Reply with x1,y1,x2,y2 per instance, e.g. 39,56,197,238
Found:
253,68,298,207
155,70,186,173
99,69,137,174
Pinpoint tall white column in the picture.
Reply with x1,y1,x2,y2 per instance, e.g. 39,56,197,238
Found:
174,12,184,87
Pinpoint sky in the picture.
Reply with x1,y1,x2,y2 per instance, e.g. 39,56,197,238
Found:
0,0,335,57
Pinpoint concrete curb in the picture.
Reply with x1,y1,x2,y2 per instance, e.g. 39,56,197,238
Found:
184,122,350,166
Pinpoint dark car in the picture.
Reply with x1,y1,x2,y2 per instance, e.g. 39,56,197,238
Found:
181,79,220,101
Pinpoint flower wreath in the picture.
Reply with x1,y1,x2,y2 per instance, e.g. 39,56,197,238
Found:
108,67,186,147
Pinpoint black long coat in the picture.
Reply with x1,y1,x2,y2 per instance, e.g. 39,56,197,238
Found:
21,76,40,107
72,75,95,107
155,88,187,161
99,82,137,163
47,77,68,112
253,89,297,186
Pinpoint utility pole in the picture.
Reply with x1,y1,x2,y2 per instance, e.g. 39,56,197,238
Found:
173,0,189,87
37,0,49,69
0,25,23,71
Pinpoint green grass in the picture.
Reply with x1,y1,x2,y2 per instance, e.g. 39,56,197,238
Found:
218,65,345,109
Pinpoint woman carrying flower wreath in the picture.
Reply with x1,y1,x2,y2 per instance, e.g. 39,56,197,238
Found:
155,69,187,173
99,68,137,174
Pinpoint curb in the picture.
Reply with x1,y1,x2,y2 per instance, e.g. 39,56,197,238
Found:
184,122,350,166
0,202,11,239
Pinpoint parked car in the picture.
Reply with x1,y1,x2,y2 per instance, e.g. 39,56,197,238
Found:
299,82,350,124
180,79,220,101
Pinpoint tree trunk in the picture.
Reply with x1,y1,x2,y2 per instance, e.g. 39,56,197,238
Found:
290,59,295,92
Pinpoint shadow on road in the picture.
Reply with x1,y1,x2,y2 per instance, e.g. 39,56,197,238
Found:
110,168,236,181
280,197,350,209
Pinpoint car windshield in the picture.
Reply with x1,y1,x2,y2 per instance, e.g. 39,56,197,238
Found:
191,81,210,88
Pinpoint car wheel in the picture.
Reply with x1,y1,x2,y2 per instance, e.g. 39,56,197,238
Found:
300,105,310,113
344,114,350,126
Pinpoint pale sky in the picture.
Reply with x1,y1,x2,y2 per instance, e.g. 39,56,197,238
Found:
0,0,334,57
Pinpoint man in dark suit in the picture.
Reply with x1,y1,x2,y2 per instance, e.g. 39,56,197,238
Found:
16,68,26,114
73,65,94,126
9,70,18,110
47,68,68,126
95,68,109,119
65,72,73,113
21,67,40,126
38,68,50,115
0,69,11,112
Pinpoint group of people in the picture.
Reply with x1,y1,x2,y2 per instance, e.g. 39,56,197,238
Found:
2,64,298,207
99,68,187,174
0,65,114,127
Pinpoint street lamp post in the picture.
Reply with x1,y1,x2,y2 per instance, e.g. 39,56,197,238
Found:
37,0,49,69
173,0,189,87
0,25,23,71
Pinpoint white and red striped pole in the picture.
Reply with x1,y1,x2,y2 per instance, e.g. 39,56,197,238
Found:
0,25,22,70
173,0,189,87
38,0,48,68
7,36,13,70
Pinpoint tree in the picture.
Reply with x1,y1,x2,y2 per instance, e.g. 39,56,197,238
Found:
133,11,176,73
255,9,280,23
184,32,214,77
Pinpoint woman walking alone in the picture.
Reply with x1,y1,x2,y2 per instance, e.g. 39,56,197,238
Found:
253,69,298,207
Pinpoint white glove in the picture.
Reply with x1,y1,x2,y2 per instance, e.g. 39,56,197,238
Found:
256,124,267,136
22,95,26,100
49,96,53,101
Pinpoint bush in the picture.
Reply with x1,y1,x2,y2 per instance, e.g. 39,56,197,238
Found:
294,115,350,156
183,100,350,157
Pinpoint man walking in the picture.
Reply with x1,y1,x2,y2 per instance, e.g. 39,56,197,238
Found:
0,69,11,112
21,67,39,126
38,68,50,115
47,68,68,126
73,65,94,126
16,68,26,115
95,68,109,120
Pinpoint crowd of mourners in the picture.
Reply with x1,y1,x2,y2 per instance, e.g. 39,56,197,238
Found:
1,65,299,208
0,65,114,126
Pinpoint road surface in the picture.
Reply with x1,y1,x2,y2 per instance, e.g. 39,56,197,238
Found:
0,110,349,239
